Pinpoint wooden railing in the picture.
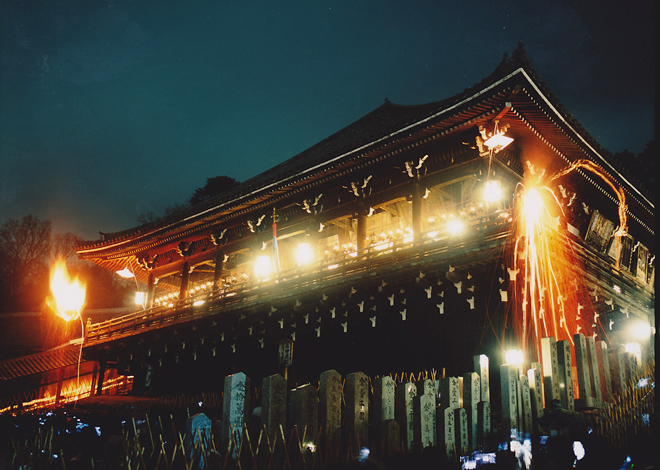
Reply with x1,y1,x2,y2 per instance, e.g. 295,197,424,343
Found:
583,359,655,448
84,214,512,346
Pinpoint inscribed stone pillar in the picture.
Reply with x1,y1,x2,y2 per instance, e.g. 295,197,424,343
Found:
454,408,469,456
608,348,626,394
415,379,437,445
520,375,533,435
184,413,212,469
463,372,480,449
372,376,395,424
541,337,561,408
262,374,287,440
222,372,251,457
596,342,613,402
438,407,455,459
416,378,437,400
586,336,603,403
474,354,490,403
573,333,593,406
477,401,491,445
319,370,342,453
440,377,460,411
556,340,575,411
500,364,518,437
293,384,319,445
527,363,544,427
413,392,436,448
380,419,400,458
345,372,369,446
395,382,417,451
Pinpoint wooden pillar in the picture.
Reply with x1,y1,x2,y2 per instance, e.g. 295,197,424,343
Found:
145,272,155,309
213,250,225,290
180,261,190,299
412,183,423,241
96,361,107,396
55,366,66,404
357,203,367,253
90,362,99,396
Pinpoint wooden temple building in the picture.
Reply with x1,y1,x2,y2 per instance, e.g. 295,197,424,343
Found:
73,45,654,397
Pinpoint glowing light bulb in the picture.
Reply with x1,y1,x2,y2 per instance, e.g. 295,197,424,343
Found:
254,255,273,279
505,349,524,366
484,180,502,203
295,243,314,266
116,268,135,278
446,219,465,236
484,133,514,150
629,321,651,341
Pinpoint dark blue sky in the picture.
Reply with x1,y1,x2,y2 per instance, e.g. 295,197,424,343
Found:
1,0,653,240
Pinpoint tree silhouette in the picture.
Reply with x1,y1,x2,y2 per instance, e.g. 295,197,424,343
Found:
0,215,51,312
136,177,239,224
613,140,655,199
633,140,656,189
189,176,240,206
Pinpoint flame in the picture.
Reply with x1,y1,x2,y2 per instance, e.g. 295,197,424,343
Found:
49,259,86,322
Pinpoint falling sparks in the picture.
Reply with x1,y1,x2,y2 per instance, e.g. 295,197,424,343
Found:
512,182,569,359
48,259,86,322
510,159,628,363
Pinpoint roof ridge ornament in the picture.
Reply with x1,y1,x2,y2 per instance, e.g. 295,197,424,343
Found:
511,40,532,69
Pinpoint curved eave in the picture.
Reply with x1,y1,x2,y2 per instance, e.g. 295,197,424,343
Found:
76,66,654,263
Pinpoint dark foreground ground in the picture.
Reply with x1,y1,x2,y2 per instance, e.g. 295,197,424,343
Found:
0,396,656,470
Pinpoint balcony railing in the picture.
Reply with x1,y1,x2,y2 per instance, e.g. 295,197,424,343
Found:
85,214,512,346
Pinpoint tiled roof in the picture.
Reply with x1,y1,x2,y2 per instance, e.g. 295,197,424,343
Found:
0,343,83,382
75,42,653,255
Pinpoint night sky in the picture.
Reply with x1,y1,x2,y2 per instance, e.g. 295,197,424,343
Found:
1,0,653,240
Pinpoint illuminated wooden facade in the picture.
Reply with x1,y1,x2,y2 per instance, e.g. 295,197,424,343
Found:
75,46,654,392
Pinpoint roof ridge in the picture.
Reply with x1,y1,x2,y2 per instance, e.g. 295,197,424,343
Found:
76,43,653,249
